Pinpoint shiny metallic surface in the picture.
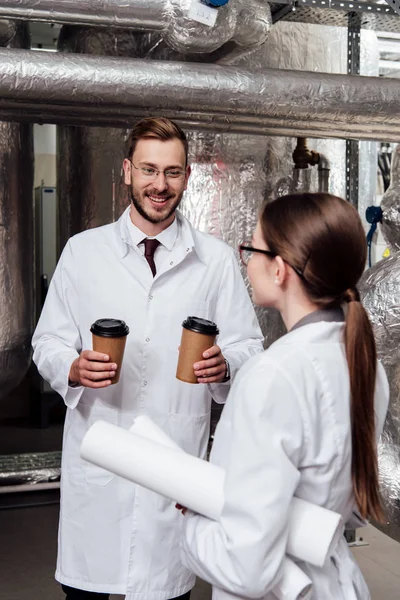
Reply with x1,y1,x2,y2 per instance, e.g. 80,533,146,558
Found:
164,0,236,54
232,0,272,48
182,131,283,346
359,145,400,542
57,27,134,251
359,254,400,541
0,0,168,31
0,0,271,54
0,23,34,402
0,19,16,45
0,451,61,486
0,42,395,141
380,144,400,251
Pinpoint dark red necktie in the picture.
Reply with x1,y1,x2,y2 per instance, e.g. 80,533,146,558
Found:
143,238,160,277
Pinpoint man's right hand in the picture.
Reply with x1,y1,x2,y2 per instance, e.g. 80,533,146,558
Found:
69,350,117,388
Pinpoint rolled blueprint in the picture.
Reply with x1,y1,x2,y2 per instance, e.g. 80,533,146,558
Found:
129,415,343,568
81,419,342,600
129,415,181,450
132,416,313,600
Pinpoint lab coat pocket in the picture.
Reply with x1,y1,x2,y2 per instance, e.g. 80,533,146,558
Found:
168,412,210,458
81,402,119,487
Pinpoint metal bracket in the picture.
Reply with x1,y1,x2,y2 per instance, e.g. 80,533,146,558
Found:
346,11,361,207
292,0,397,15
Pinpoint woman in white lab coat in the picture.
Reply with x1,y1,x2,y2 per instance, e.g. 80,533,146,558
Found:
179,192,389,600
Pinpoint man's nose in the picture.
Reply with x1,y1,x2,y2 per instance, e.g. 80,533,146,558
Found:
152,172,168,191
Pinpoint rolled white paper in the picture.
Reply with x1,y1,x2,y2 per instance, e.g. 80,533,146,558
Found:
129,415,181,450
130,415,343,568
81,419,343,600
288,497,343,568
82,420,225,521
129,416,312,600
278,558,312,600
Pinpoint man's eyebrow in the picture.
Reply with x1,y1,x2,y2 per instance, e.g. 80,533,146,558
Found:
138,161,184,169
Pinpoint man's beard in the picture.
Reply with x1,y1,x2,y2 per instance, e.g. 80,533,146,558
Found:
130,186,183,225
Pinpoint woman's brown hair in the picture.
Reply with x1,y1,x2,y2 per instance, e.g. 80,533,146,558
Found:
260,192,383,521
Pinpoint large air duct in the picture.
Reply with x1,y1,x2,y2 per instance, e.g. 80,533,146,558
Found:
0,23,34,403
0,0,272,55
0,46,398,141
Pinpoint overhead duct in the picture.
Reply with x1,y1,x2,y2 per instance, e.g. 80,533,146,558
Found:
0,0,272,55
0,23,34,403
0,47,398,141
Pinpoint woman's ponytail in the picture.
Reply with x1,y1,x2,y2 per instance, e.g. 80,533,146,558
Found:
344,289,384,521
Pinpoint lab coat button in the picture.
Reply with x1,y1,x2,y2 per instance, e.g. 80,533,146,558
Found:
143,381,147,386
145,337,150,342
149,294,153,300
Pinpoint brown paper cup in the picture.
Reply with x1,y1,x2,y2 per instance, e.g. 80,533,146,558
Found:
176,328,216,384
92,334,127,385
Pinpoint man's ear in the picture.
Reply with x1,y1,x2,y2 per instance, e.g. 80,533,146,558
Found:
122,159,132,185
184,165,191,190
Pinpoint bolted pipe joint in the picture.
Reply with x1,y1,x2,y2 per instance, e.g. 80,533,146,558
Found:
292,138,320,169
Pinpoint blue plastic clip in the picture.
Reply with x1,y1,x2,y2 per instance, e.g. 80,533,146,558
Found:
366,205,383,267
202,0,229,6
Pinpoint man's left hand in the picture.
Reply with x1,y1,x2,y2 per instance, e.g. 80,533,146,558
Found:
193,345,227,384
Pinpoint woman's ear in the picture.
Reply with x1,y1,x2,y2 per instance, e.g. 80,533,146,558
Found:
273,256,288,286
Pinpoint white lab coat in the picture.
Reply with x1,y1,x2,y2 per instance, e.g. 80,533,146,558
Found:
32,207,263,598
181,321,389,600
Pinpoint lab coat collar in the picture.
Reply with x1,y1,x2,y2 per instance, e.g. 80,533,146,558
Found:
126,210,179,251
114,206,206,265
273,317,345,352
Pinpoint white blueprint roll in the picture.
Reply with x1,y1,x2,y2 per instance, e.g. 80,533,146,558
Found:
82,420,225,521
130,415,313,600
130,415,343,568
279,558,312,600
129,415,181,450
81,420,342,600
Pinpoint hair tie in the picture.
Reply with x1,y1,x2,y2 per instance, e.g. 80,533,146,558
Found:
343,287,360,303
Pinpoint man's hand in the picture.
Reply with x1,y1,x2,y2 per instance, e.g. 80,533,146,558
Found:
69,350,117,388
193,345,227,384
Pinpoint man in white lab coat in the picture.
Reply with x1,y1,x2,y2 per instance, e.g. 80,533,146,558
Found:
32,117,263,600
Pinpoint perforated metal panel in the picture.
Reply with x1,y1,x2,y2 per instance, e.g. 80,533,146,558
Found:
271,0,400,31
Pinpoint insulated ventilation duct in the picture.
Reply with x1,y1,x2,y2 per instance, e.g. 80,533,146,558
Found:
0,0,272,55
0,22,34,403
359,144,400,543
0,44,395,141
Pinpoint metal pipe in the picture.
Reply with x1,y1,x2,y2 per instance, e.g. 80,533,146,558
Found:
0,48,399,141
317,153,330,193
0,0,167,30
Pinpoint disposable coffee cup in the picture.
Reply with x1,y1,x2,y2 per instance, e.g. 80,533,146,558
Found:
90,318,130,385
176,316,219,384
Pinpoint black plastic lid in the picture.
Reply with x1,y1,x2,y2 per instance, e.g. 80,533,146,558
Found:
90,318,130,338
182,316,219,336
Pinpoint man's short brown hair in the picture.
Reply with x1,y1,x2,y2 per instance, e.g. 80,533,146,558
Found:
126,117,188,164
